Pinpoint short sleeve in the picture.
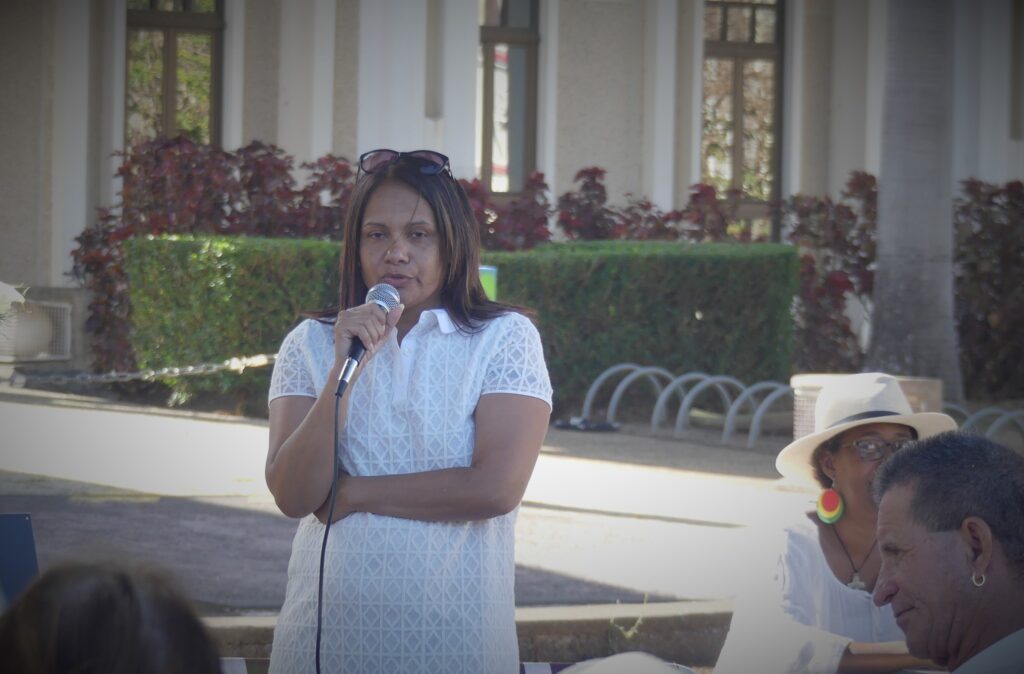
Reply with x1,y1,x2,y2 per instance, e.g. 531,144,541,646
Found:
480,313,553,408
268,320,318,403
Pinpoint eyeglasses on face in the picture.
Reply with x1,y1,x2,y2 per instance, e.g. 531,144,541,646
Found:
358,149,451,176
843,437,916,462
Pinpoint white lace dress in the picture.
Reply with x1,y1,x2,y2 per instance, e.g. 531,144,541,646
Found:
267,309,552,674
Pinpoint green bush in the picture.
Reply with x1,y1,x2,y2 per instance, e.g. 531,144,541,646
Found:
124,237,796,416
484,241,797,414
123,235,340,412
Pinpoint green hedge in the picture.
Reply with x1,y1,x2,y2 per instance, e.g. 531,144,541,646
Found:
123,235,340,409
124,236,796,415
483,241,797,413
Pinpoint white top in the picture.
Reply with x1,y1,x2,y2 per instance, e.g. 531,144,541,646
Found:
714,514,903,674
954,628,1024,674
267,309,552,674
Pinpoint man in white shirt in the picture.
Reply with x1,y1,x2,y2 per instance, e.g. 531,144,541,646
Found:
872,432,1024,673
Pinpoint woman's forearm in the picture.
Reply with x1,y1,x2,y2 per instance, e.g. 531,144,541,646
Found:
266,363,350,518
315,393,548,525
327,465,522,523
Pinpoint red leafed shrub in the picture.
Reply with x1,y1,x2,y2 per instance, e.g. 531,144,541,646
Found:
557,167,625,240
680,183,743,242
619,194,685,241
459,173,552,251
678,174,876,374
72,136,357,375
556,168,684,241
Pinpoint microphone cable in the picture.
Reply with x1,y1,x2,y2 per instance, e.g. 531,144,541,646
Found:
315,382,345,674
313,284,398,674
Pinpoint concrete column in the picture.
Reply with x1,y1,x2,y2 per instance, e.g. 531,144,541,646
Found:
357,0,429,153
537,0,560,199
100,0,126,209
51,0,92,286
828,0,869,197
643,0,678,209
222,0,245,150
797,0,832,198
673,0,704,204
864,0,887,179
781,0,804,196
977,0,1024,182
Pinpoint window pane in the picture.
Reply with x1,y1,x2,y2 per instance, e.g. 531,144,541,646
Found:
702,58,734,194
489,43,529,192
126,29,164,145
128,0,153,9
704,6,723,41
754,8,776,43
176,32,213,144
192,0,216,12
156,0,180,10
479,0,533,28
726,7,752,42
742,60,775,201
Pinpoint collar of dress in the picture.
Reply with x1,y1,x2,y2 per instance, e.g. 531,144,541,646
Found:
421,308,457,334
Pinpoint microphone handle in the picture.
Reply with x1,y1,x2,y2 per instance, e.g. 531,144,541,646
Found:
334,296,393,395
337,340,367,393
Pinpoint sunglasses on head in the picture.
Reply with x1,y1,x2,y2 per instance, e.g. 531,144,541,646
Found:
358,149,451,176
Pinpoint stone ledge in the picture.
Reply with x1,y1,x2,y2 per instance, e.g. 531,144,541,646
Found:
205,600,733,667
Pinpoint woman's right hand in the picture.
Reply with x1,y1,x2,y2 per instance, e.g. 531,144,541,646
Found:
333,303,403,372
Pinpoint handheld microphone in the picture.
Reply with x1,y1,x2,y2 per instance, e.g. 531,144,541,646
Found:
336,283,401,393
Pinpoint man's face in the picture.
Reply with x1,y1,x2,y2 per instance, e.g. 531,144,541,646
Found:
873,484,974,666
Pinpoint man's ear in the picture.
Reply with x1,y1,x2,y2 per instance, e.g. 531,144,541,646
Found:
959,516,995,572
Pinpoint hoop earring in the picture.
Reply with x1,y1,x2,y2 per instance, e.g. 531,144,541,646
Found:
971,572,986,588
816,483,845,524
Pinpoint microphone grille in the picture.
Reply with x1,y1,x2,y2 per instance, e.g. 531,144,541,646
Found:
366,283,401,312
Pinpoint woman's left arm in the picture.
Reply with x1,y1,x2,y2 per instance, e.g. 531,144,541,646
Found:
316,392,550,523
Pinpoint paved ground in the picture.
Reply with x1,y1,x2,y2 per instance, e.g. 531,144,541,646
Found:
0,386,815,614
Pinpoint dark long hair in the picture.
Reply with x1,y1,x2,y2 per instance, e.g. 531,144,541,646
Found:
0,561,222,674
319,157,528,331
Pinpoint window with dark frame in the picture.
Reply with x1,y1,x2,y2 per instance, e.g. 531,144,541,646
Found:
126,0,224,147
477,0,539,195
702,0,784,239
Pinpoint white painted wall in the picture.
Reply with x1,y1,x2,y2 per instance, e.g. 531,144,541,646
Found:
557,0,645,204
438,0,477,179
357,0,429,154
278,0,335,162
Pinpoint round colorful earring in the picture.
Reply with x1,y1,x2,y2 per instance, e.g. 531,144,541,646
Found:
817,482,844,523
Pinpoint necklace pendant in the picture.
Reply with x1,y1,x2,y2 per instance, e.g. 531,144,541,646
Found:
848,573,867,591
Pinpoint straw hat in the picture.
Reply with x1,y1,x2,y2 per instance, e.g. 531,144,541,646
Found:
776,372,957,484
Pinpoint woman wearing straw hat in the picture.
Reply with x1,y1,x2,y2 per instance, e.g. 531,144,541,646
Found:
714,373,957,673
